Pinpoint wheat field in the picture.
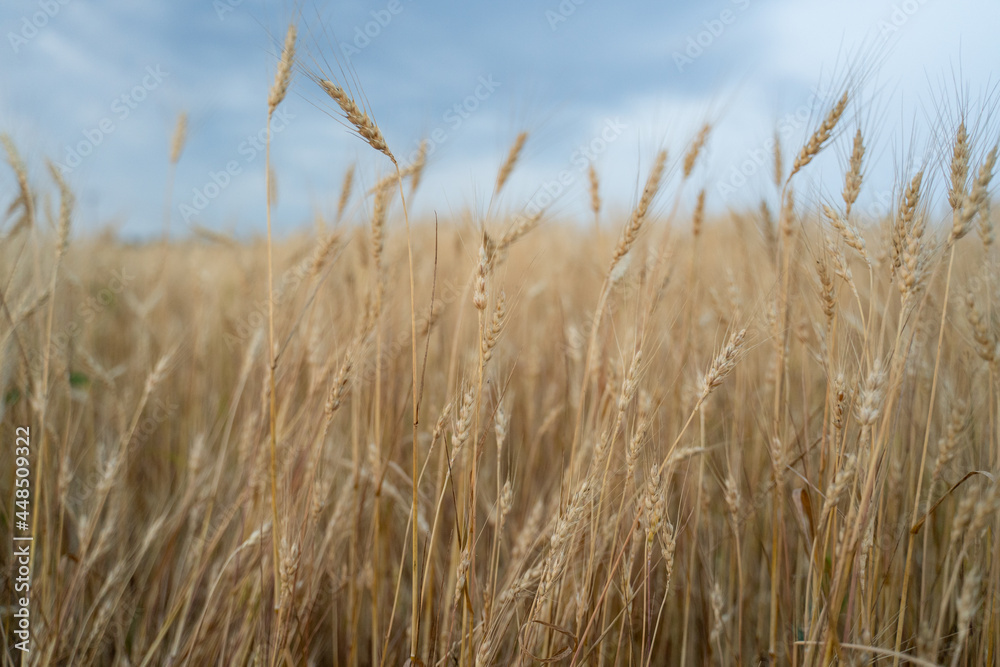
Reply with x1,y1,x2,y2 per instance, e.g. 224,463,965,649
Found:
3,22,1000,667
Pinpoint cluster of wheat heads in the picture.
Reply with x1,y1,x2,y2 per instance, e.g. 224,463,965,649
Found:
3,29,1000,667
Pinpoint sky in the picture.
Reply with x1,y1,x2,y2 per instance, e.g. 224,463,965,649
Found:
1,0,998,239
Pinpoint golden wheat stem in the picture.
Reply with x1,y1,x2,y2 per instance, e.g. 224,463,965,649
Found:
391,163,424,663
263,26,294,659
769,179,797,663
28,162,72,625
679,406,707,665
892,243,957,665
265,110,282,619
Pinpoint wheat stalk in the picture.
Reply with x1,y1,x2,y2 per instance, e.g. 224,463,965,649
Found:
264,22,296,631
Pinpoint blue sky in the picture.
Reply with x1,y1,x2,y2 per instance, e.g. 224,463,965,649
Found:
1,0,998,238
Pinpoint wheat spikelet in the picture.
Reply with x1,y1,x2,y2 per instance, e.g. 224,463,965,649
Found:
947,124,974,243
700,328,747,400
842,128,864,217
370,186,389,272
770,437,788,488
692,189,706,238
499,478,513,521
482,290,506,362
336,164,355,222
1,135,35,234
499,209,544,251
612,149,667,266
143,350,174,399
724,471,741,526
453,546,471,608
47,161,73,254
978,198,994,247
665,446,709,468
643,465,664,546
511,497,545,564
319,80,393,161
495,131,528,195
537,480,590,597
369,169,404,195
683,123,711,179
625,417,649,481
710,581,724,646
820,454,856,520
617,350,642,414
966,290,997,363
410,139,428,195
268,24,296,114
968,484,1000,538
898,220,928,306
949,491,977,547
855,360,886,427
929,400,966,497
948,122,969,211
587,164,601,219
451,387,476,463
432,401,453,444
324,350,354,420
308,231,342,279
956,146,997,239
824,233,858,301
823,204,868,263
951,566,982,667
892,171,923,271
169,112,188,164
781,186,796,237
473,237,489,311
278,538,300,609
816,257,837,322
788,90,848,180
494,401,509,453
659,519,676,593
